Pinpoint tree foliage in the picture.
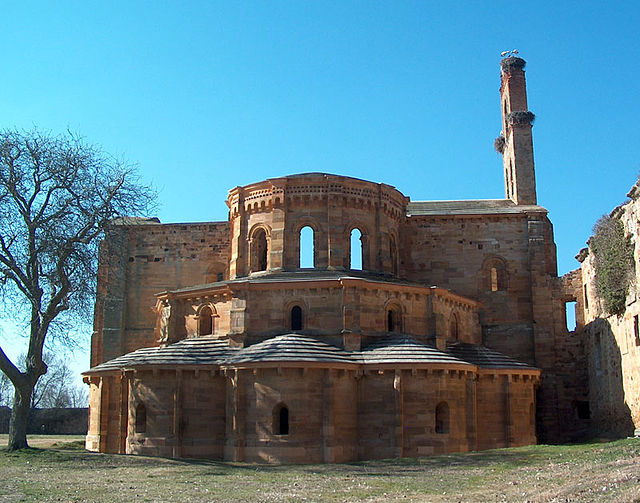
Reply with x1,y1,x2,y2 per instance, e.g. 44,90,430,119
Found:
591,215,635,316
0,129,155,449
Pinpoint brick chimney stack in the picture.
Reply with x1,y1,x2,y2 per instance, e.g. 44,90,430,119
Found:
499,57,537,205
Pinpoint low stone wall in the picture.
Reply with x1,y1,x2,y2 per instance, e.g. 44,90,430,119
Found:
0,407,10,434
0,407,88,435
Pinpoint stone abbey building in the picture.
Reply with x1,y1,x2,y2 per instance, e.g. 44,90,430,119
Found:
83,57,590,463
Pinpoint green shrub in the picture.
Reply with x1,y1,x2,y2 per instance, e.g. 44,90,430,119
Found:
591,215,635,316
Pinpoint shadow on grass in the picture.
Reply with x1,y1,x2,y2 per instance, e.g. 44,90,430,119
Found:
173,445,554,477
2,438,637,480
174,438,640,478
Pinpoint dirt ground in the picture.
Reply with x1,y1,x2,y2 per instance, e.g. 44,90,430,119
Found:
0,435,639,502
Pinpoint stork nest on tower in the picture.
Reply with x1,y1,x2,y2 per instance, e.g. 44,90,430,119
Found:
494,135,506,154
500,56,526,73
507,111,535,126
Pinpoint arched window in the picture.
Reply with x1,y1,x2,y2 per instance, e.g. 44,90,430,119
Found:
435,402,450,434
483,258,507,292
387,305,402,333
135,403,147,434
299,226,315,268
490,267,499,291
449,314,458,340
389,235,398,276
198,305,213,336
273,403,289,435
350,228,363,270
251,228,268,272
291,305,303,331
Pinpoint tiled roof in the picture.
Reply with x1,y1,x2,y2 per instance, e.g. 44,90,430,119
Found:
84,334,537,374
446,341,536,369
406,199,547,216
84,337,237,374
223,334,356,365
168,269,429,295
360,335,472,366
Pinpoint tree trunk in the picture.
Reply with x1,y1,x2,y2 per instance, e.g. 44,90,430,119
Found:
7,385,33,451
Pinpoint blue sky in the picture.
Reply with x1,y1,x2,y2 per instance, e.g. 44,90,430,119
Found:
1,1,639,381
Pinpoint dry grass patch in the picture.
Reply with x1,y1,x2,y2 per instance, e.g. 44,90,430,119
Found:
0,436,639,502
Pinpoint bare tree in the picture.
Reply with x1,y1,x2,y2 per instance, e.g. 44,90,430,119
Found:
30,352,87,409
0,129,155,450
31,354,74,408
0,371,11,407
0,352,88,409
67,381,89,408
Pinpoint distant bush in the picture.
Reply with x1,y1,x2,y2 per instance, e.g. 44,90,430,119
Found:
591,215,635,316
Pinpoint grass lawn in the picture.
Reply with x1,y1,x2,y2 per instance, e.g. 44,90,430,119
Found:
0,435,639,502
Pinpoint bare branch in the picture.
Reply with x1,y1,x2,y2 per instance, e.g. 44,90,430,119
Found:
0,345,24,389
0,128,156,449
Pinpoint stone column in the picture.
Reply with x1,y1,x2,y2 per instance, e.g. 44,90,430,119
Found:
394,370,404,458
224,369,245,461
118,374,129,454
466,373,478,451
504,374,514,447
99,377,108,453
172,369,183,458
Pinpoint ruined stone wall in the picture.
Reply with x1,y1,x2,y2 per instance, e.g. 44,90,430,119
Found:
92,221,230,366
550,270,590,441
578,184,640,436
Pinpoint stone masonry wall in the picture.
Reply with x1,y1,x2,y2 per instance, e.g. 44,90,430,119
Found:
227,174,408,277
86,365,537,463
402,213,556,365
170,279,480,349
92,221,230,366
578,183,640,436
